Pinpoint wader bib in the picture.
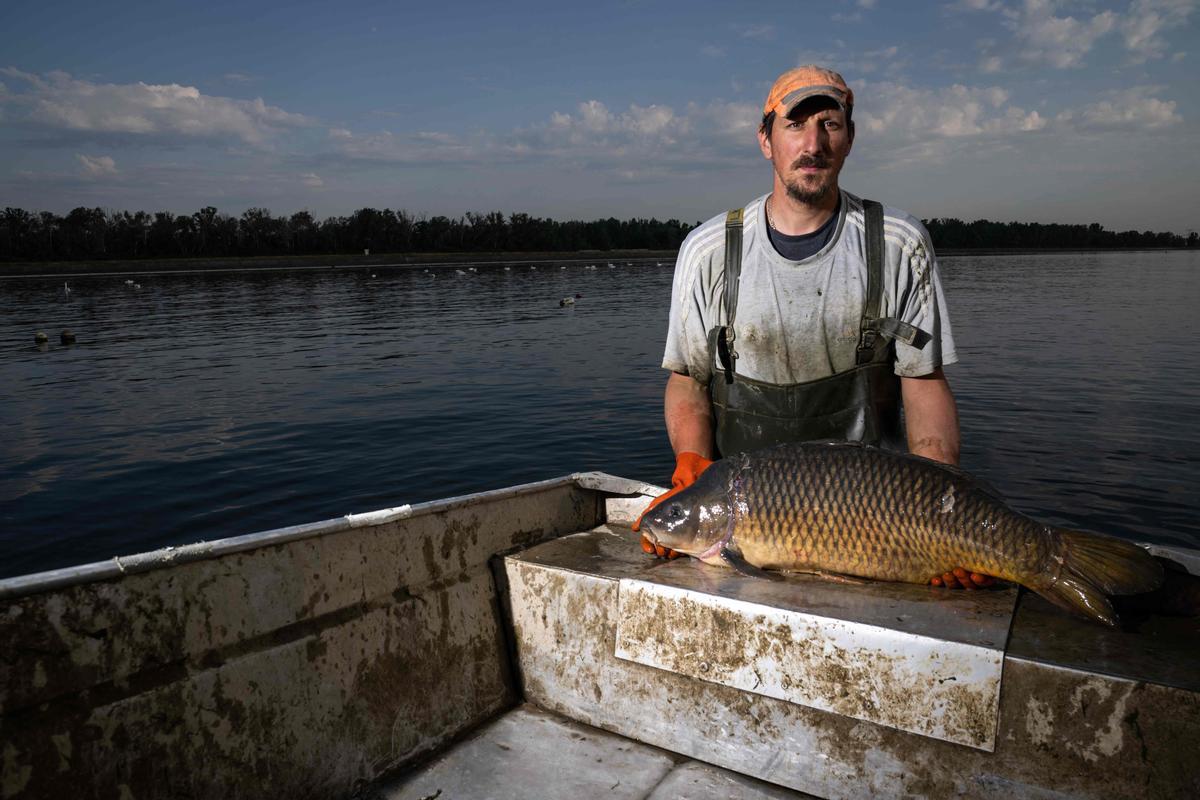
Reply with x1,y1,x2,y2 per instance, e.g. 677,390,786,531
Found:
707,200,924,456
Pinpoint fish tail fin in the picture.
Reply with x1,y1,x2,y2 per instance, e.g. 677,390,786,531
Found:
1059,529,1163,595
1036,529,1163,627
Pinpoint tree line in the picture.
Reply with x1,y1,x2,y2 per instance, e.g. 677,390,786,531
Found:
923,217,1196,250
0,205,1195,262
0,206,694,262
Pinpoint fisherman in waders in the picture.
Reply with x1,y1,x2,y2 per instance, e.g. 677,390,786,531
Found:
636,65,991,590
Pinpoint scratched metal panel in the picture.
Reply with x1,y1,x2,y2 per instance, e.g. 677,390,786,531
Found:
0,479,600,800
614,579,1004,751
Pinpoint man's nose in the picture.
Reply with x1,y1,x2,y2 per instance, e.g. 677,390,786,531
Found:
799,124,828,153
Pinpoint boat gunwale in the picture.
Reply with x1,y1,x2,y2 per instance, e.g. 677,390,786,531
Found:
0,471,660,601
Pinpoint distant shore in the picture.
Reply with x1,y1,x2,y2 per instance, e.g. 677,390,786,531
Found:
0,250,682,279
0,246,1192,278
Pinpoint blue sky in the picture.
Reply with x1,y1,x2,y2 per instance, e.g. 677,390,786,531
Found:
1,0,1196,232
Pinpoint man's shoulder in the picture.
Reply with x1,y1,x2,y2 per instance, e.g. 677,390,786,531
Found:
842,191,934,252
679,206,736,263
676,195,766,269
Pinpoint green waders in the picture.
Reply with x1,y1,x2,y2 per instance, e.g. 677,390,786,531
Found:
706,200,926,457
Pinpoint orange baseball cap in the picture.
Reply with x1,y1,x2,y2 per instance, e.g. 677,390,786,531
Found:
763,65,853,117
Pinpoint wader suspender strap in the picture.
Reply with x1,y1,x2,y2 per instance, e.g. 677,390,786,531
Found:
718,208,744,384
856,200,885,365
857,200,923,359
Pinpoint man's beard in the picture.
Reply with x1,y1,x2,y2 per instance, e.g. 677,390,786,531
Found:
781,154,835,205
784,178,831,205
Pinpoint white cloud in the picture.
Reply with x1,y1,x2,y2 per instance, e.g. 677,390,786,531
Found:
1012,0,1117,68
0,68,313,145
1121,0,1196,62
953,0,1006,11
832,12,863,22
980,55,1004,72
1073,88,1182,130
734,24,775,39
325,98,756,174
861,82,1044,141
701,44,726,58
301,173,324,188
76,154,117,176
955,0,1195,68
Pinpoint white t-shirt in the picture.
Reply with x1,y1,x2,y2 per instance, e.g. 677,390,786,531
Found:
663,190,958,385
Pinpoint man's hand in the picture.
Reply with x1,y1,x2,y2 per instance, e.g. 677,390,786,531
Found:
930,568,996,589
634,451,713,558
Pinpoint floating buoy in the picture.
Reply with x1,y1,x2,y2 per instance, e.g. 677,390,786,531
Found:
60,330,76,345
34,331,48,344
559,297,575,307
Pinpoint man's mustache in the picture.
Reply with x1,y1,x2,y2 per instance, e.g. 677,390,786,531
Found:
792,155,830,169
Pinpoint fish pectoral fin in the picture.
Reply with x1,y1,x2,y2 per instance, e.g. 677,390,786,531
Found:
719,547,782,581
780,568,869,586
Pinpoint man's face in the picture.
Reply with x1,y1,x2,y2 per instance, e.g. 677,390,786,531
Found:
758,97,853,206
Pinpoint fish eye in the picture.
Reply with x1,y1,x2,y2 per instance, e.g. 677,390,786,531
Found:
667,503,684,519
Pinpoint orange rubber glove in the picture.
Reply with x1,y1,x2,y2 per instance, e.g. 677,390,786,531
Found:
634,451,714,558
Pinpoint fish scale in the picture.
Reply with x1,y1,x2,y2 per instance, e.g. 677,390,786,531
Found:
639,441,1163,626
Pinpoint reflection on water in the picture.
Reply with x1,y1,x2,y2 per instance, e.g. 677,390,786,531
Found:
1,251,1198,578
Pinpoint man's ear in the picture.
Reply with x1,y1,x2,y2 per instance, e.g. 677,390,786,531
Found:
758,127,773,161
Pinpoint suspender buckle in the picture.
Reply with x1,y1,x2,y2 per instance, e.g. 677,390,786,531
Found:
717,325,738,384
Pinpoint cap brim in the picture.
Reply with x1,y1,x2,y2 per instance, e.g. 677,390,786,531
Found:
776,87,847,116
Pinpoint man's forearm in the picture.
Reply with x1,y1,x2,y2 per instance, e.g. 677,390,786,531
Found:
901,368,960,465
664,372,716,459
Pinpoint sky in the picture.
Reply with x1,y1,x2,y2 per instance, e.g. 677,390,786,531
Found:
1,0,1196,233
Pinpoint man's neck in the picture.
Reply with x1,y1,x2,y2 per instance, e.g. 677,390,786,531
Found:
767,187,841,236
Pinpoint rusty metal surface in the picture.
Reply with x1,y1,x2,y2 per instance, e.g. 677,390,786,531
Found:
1,480,601,800
506,525,1200,799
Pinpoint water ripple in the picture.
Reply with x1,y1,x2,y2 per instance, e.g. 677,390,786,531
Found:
2,251,1199,577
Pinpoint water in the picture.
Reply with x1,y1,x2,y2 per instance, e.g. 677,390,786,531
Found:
2,252,1198,579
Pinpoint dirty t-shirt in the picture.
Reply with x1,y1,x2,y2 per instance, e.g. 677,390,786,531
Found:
662,190,958,385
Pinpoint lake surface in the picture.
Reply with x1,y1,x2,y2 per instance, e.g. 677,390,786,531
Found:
2,251,1198,579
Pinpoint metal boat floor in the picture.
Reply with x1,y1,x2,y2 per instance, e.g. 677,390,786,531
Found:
370,704,813,800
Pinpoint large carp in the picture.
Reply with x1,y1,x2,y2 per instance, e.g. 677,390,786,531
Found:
638,441,1162,627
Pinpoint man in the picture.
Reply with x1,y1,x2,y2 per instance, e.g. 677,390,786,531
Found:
637,65,986,590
